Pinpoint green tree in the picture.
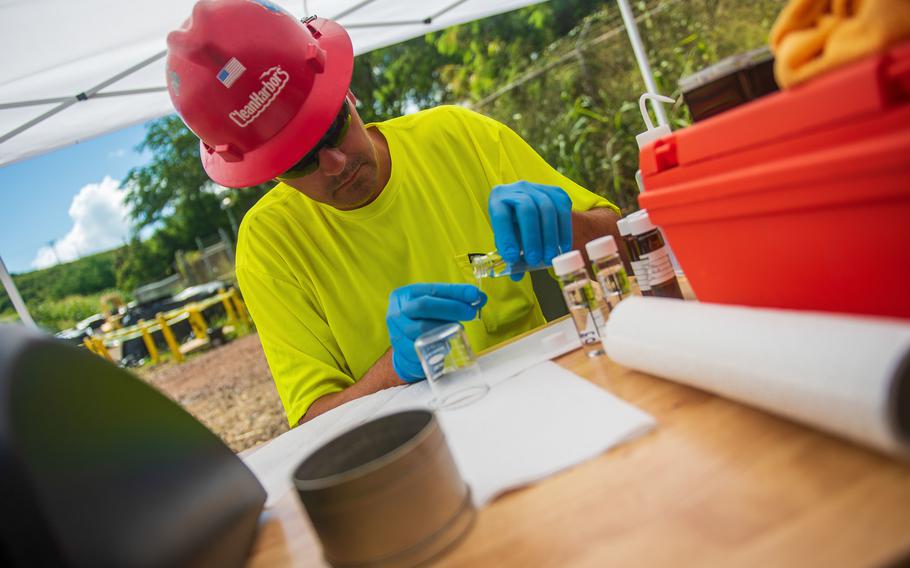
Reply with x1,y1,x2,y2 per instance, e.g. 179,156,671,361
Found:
114,237,169,293
348,0,604,122
118,116,269,291
350,37,458,123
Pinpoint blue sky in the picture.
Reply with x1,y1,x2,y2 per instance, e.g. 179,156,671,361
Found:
0,122,155,274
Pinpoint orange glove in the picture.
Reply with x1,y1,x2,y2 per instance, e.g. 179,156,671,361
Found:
770,0,910,87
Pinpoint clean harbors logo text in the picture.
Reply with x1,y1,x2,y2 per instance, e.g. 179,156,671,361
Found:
229,66,289,127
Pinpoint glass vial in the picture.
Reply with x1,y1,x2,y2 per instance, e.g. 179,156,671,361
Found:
464,250,550,280
552,250,606,358
617,213,651,296
585,235,630,311
414,323,489,409
628,210,684,299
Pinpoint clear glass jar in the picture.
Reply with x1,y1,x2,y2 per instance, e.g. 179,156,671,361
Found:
618,213,651,296
414,323,489,409
552,250,606,357
585,235,630,311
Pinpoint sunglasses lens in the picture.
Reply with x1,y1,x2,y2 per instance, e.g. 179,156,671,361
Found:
292,160,319,177
275,103,351,181
276,157,318,180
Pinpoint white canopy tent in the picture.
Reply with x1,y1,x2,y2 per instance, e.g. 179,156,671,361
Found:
0,0,561,167
0,0,662,328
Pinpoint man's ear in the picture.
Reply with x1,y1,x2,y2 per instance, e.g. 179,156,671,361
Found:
346,90,358,106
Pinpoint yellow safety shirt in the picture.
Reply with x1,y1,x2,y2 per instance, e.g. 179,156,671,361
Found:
236,105,616,425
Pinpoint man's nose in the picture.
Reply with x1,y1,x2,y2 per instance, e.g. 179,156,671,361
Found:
318,147,347,177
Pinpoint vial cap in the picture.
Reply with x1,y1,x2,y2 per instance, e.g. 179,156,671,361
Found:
617,210,646,236
585,235,618,260
628,209,657,236
616,217,630,236
552,250,584,276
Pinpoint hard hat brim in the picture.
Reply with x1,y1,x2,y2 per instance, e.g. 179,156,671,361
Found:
200,18,354,188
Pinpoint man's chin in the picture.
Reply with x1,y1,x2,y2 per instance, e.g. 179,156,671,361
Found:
328,182,371,210
334,168,379,209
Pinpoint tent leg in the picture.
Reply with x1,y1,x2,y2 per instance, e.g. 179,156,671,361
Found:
0,254,37,329
616,0,669,127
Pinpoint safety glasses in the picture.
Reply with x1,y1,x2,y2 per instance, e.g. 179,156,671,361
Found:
275,101,352,181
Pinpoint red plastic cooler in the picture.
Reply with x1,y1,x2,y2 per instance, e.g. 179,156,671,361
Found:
638,41,910,320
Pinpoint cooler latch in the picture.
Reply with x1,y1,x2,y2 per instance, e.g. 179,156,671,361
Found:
884,44,910,103
640,135,679,176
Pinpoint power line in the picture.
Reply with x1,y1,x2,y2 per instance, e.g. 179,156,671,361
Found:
471,0,676,109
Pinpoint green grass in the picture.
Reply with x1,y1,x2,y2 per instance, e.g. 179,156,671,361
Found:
0,311,20,324
28,289,123,332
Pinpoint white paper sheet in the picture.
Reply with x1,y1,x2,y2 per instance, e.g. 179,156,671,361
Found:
242,319,655,507
605,297,910,458
436,361,655,506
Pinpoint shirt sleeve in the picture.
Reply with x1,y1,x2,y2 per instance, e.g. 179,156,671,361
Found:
236,222,354,427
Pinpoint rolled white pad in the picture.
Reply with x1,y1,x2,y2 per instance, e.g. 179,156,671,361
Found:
605,297,910,458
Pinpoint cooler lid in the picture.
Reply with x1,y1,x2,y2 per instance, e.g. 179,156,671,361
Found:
640,40,910,177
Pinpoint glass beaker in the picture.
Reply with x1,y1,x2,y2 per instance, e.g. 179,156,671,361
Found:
414,323,489,409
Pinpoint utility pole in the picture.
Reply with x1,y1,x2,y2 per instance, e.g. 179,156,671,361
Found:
222,196,239,241
617,0,670,127
46,240,62,265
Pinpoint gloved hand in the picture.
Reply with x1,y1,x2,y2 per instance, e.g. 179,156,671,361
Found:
488,181,573,281
386,283,487,382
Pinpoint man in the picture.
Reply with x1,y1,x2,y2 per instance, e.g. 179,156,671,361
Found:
166,0,622,426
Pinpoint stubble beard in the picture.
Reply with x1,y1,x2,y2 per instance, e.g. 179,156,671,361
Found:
332,159,377,209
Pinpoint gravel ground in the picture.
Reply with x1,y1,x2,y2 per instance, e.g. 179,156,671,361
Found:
137,333,289,452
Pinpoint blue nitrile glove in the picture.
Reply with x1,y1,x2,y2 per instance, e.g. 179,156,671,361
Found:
386,283,487,382
488,181,573,281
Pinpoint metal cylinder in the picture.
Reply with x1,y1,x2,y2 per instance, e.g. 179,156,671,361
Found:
292,410,474,568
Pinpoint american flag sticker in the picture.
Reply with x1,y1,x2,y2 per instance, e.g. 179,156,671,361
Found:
217,57,246,88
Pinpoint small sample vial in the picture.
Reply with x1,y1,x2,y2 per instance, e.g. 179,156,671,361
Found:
617,213,651,296
465,250,550,280
414,323,489,409
552,250,606,358
585,235,631,311
628,211,684,299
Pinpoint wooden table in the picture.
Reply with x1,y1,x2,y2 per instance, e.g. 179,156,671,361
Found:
246,331,910,567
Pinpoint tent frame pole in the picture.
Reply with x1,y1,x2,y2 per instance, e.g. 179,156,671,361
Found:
616,0,669,127
0,254,37,329
0,50,167,145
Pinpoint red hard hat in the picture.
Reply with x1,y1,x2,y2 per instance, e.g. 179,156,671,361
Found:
166,0,354,188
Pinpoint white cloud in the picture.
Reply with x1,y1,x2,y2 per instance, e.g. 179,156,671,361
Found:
108,148,127,159
32,176,132,269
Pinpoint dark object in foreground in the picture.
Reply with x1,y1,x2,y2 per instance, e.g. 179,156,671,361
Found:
679,46,778,122
0,324,266,567
294,410,474,568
